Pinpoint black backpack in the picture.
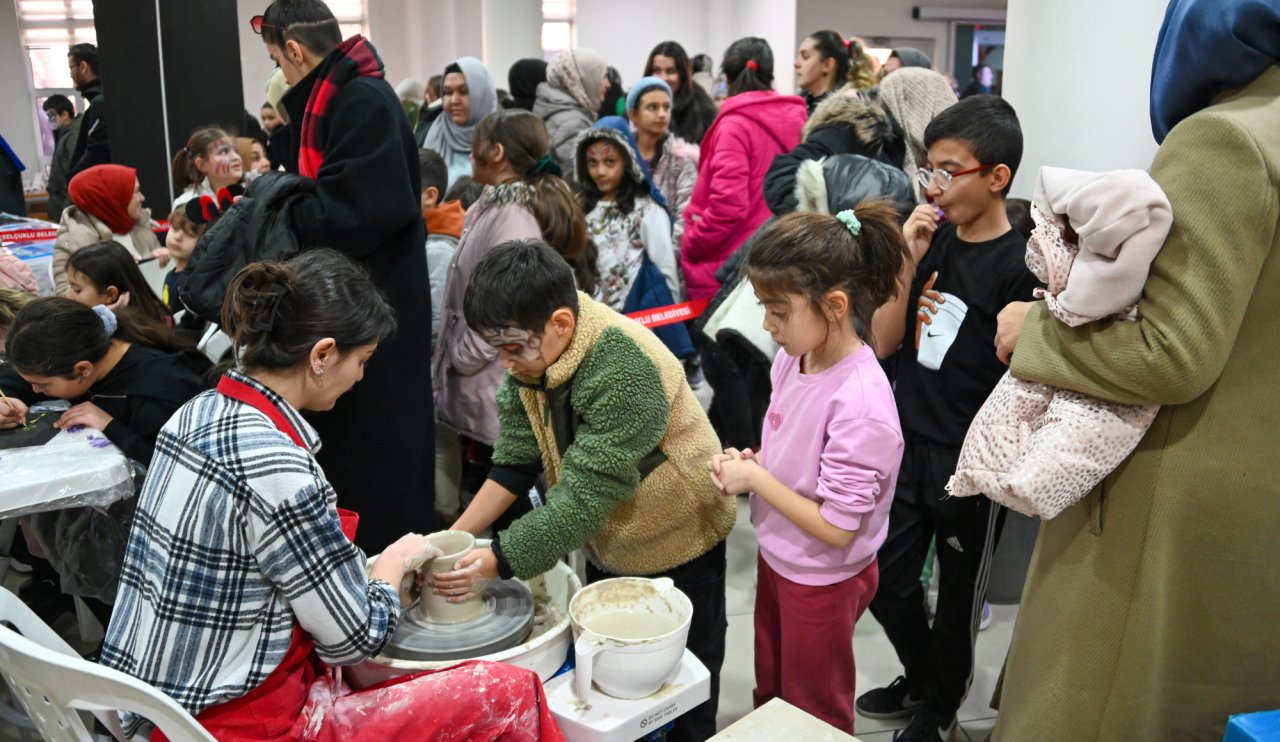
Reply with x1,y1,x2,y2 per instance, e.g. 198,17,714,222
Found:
179,171,317,323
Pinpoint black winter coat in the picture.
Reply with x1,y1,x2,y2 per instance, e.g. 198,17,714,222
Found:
69,79,110,177
180,171,315,322
280,46,437,552
764,95,906,216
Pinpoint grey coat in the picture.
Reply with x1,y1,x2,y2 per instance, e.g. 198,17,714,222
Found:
533,82,594,175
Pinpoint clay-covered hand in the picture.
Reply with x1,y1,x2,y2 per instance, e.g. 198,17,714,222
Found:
376,533,442,605
430,547,499,603
717,456,763,496
56,402,113,431
0,397,28,429
707,447,756,495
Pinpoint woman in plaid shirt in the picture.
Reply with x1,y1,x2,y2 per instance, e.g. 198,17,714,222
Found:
101,249,562,741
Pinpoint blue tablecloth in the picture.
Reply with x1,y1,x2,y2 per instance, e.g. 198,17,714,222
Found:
0,212,57,296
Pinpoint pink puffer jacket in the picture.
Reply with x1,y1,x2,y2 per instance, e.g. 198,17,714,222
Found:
947,167,1172,518
679,90,805,301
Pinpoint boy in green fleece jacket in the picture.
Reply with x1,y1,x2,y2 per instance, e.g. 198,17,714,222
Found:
432,239,735,740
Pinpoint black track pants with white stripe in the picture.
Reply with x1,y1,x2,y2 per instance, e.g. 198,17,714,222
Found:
868,435,1007,720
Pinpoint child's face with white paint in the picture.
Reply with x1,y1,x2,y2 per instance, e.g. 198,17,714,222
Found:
478,314,574,379
198,137,244,187
585,141,625,201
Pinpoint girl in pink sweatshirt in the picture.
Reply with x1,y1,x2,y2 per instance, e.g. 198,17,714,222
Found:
709,202,908,734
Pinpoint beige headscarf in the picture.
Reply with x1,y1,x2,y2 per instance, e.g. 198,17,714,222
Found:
547,48,608,113
877,68,958,200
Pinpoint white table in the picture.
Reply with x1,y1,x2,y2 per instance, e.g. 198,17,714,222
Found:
0,425,133,588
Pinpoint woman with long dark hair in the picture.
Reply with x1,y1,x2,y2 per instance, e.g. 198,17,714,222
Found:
644,41,719,145
794,29,851,115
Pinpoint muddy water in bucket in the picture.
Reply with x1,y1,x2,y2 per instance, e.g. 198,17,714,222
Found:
381,530,535,662
570,577,692,699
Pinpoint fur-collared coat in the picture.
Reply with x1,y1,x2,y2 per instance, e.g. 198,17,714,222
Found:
763,94,906,217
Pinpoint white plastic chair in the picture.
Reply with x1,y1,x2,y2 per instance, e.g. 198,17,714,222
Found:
0,587,215,741
196,323,234,364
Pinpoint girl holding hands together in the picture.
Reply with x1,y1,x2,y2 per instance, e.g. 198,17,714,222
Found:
708,202,908,734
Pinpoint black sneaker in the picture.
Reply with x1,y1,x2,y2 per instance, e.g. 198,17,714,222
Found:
893,708,956,742
856,675,925,719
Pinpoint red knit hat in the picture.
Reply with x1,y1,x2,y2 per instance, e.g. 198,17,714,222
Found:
68,164,138,235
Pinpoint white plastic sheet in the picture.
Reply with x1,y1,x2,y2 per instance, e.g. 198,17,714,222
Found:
0,425,134,519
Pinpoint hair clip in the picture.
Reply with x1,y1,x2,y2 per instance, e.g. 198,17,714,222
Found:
836,209,862,236
745,59,759,73
91,304,117,335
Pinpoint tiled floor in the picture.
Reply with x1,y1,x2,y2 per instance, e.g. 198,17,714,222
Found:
2,496,1017,741
714,496,1014,741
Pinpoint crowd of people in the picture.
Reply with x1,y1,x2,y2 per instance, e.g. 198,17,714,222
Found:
1,0,1277,739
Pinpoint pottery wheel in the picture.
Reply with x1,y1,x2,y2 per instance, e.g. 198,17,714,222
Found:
382,579,535,662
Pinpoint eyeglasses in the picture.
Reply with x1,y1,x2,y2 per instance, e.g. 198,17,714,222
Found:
916,164,996,192
249,15,278,35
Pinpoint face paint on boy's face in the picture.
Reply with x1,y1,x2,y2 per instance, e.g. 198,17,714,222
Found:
479,327,544,362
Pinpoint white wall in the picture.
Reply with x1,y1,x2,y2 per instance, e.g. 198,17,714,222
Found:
236,0,487,120
1001,0,1165,198
576,0,796,94
237,0,274,115
483,0,542,94
575,0,709,89
1,0,43,184
795,0,1007,79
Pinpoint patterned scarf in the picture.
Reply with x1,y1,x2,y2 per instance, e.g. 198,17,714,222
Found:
297,35,384,179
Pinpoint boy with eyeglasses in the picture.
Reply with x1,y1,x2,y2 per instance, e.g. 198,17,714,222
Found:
861,95,1039,742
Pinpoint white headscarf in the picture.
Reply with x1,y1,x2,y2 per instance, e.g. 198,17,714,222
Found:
424,57,498,163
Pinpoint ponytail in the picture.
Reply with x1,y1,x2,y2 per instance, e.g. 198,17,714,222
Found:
172,126,235,191
808,30,851,87
473,109,594,293
721,37,774,96
746,199,909,343
222,249,396,371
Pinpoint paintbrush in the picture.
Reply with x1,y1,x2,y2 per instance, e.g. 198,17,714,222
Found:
0,386,26,428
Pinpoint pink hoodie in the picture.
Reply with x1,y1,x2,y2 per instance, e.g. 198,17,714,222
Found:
679,90,806,300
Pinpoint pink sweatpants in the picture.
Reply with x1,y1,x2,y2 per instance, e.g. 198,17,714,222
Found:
753,553,879,734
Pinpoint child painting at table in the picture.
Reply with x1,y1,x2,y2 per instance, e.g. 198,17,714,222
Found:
65,240,173,329
0,297,210,623
0,297,207,464
707,204,908,734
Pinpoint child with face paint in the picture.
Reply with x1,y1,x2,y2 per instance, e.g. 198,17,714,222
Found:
171,126,245,210
439,239,735,741
572,117,681,312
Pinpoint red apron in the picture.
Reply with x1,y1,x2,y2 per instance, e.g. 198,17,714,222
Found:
154,375,564,742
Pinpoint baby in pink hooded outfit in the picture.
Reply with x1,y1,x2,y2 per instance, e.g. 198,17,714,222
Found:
947,166,1172,518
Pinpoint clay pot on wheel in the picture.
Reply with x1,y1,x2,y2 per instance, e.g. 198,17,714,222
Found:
415,530,483,624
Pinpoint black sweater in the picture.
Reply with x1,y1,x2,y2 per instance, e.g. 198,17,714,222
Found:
0,344,209,465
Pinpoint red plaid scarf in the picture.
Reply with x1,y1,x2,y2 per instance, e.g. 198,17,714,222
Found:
297,35,384,179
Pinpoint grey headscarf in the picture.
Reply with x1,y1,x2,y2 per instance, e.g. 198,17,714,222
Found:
424,57,498,163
